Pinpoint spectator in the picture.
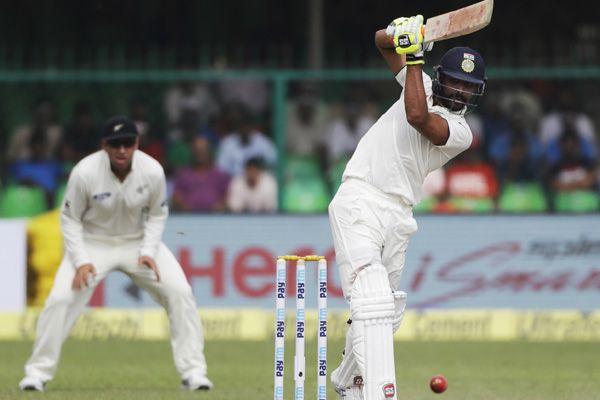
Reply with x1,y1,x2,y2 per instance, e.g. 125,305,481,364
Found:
197,113,226,150
165,81,219,128
227,157,277,213
166,110,202,172
543,115,596,166
548,131,599,212
539,89,597,163
216,79,269,116
481,95,511,160
9,130,62,205
496,134,549,213
501,135,540,185
499,87,542,132
171,136,230,212
59,102,98,166
286,82,328,157
540,88,596,148
6,98,63,163
549,132,597,193
489,109,543,183
446,144,499,213
325,101,375,165
216,111,277,176
132,100,165,166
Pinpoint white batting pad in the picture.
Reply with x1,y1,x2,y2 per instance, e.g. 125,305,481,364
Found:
330,326,361,390
331,289,408,394
350,265,397,400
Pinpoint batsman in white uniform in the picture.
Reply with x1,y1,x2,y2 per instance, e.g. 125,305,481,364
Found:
328,16,487,399
19,116,212,392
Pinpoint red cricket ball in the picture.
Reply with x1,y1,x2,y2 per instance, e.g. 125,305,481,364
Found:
430,374,448,394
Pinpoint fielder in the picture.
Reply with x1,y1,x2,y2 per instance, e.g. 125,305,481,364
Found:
19,116,212,392
328,16,487,399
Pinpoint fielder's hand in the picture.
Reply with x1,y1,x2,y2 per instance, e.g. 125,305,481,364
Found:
72,263,97,290
139,255,161,282
387,15,433,65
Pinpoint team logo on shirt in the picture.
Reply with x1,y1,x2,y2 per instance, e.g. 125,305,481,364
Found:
92,192,112,202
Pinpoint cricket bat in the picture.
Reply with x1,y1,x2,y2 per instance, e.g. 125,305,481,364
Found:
424,0,494,43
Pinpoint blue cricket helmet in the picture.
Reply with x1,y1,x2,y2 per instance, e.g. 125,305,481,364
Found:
432,47,487,113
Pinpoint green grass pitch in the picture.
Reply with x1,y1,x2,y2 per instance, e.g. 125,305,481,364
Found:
0,340,598,399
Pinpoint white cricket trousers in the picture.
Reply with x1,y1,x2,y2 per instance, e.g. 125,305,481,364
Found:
24,236,207,382
328,178,418,298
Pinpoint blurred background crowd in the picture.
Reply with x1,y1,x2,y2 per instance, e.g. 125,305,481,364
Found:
0,0,599,217
1,78,599,216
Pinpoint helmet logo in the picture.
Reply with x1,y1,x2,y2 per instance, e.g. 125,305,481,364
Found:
461,59,474,73
462,53,475,73
113,124,124,132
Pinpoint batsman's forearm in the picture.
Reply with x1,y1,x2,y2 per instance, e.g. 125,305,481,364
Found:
375,29,395,48
404,65,429,125
375,29,406,75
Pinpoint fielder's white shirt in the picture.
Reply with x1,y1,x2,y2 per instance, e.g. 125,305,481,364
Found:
61,150,168,267
343,67,473,206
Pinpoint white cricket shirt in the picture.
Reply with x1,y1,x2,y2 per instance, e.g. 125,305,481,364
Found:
61,150,168,267
227,172,278,213
342,67,473,206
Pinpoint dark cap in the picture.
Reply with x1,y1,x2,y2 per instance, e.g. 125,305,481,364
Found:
102,115,139,140
436,46,486,85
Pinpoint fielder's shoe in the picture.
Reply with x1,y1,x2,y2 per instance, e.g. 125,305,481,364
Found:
19,376,46,392
181,375,213,391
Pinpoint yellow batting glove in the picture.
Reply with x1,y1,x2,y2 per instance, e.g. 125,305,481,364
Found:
386,17,409,36
389,15,432,65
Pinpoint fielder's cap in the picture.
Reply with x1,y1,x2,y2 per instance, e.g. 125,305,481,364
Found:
102,115,139,140
436,46,486,85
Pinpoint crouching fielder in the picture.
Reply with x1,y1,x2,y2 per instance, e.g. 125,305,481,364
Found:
328,15,486,400
19,116,212,392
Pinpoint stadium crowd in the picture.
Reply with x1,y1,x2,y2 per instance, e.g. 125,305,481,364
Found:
0,79,599,216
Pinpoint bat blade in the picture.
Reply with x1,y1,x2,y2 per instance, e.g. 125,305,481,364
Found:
424,0,494,43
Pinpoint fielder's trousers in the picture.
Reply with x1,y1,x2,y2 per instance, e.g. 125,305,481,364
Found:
24,237,208,382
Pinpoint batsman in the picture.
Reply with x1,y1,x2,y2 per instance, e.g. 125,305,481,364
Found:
328,15,487,399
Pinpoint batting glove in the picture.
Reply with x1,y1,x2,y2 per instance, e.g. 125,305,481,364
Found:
387,15,433,65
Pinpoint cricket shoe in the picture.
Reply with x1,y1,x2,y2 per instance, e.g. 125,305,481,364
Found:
19,376,46,392
181,375,213,391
